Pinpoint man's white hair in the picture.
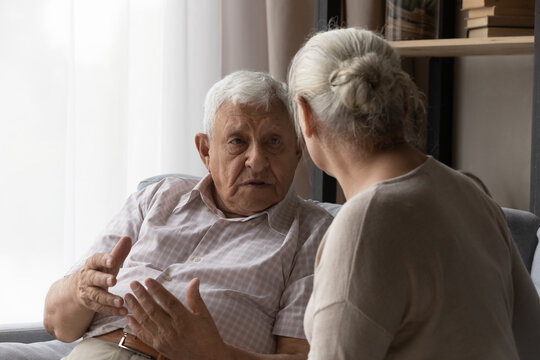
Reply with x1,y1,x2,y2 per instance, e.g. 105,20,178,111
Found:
203,71,295,139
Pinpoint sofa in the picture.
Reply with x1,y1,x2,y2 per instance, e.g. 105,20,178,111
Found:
1,174,539,360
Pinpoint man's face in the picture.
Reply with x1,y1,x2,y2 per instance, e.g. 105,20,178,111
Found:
196,101,301,217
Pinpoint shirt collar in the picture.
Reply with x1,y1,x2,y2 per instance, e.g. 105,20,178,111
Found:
262,186,298,235
185,174,298,234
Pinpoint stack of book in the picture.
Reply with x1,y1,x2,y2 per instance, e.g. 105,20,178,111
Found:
462,0,534,38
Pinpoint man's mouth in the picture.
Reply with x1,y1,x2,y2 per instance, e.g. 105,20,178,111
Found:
242,180,270,186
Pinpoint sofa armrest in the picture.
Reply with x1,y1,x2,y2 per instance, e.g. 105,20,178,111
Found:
0,323,55,343
502,207,540,273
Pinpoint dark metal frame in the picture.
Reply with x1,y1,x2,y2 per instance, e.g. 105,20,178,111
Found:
426,1,456,166
310,0,344,202
531,0,540,214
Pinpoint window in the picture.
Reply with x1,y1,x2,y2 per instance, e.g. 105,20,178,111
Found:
0,0,220,324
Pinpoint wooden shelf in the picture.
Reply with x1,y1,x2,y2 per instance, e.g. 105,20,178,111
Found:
389,36,534,57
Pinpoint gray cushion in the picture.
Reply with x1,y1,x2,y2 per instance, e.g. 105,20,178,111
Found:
0,323,77,359
137,173,201,191
0,323,55,344
502,207,540,273
0,340,76,360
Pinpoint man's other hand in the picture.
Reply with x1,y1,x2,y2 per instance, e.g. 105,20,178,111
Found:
125,278,230,360
73,236,132,316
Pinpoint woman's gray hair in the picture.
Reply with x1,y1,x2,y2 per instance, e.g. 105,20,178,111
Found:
288,28,426,151
203,70,295,139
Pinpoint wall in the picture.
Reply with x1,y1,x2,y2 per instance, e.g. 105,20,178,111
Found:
453,55,533,210
452,7,534,211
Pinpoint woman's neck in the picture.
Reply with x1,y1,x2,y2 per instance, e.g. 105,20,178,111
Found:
325,141,427,200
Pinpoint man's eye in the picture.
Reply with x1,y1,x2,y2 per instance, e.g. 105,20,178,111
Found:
269,137,280,145
230,138,243,145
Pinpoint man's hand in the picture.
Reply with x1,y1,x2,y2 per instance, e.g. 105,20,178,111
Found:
73,236,132,316
125,278,231,360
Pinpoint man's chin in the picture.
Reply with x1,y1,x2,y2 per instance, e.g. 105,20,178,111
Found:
238,191,280,213
244,199,276,213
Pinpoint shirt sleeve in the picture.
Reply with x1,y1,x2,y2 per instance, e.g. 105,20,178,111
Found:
272,211,333,339
66,180,165,274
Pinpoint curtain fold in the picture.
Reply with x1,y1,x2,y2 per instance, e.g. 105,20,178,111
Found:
222,0,316,198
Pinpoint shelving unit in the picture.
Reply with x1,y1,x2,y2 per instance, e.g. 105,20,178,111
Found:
391,34,539,215
390,36,534,57
312,0,540,215
395,3,540,215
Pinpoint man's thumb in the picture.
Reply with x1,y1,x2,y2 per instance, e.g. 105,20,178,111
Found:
109,236,132,269
186,278,209,316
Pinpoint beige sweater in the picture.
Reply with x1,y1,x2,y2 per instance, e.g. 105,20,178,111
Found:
305,157,540,360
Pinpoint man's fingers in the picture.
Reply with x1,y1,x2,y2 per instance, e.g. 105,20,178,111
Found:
124,293,159,336
78,286,126,315
185,278,210,317
108,236,132,270
85,253,110,272
81,268,116,288
94,304,128,317
125,315,152,345
128,281,171,328
145,278,188,318
83,237,131,273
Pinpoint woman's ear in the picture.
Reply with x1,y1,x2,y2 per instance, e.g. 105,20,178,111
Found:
296,96,317,139
194,133,211,171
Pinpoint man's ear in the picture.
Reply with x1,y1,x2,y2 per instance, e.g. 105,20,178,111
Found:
195,133,211,171
296,96,317,139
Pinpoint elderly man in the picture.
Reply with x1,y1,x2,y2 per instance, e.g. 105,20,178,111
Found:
43,71,333,360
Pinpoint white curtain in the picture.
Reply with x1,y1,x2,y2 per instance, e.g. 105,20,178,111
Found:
0,0,221,324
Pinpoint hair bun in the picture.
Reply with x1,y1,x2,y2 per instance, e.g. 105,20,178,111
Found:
329,53,389,114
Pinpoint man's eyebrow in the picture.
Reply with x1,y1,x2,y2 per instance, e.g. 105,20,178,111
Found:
224,126,246,136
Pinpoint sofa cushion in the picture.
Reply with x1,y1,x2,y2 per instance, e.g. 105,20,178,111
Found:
0,340,76,360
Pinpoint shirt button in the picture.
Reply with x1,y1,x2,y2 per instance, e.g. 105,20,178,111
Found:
193,257,202,263
163,275,172,281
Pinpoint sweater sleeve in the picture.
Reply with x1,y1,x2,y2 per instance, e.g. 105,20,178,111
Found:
308,301,393,360
306,191,410,359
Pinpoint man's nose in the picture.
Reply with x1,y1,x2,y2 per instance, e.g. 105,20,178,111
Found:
245,143,269,172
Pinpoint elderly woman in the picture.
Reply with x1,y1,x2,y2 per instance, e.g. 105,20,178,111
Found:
288,28,540,360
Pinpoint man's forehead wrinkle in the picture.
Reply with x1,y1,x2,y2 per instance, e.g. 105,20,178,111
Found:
222,114,282,133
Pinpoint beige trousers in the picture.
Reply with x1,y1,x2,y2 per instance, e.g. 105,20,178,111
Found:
62,338,151,360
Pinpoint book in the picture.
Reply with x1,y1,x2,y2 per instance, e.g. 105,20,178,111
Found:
385,0,437,40
467,6,534,18
467,26,534,38
466,15,535,29
462,0,534,10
